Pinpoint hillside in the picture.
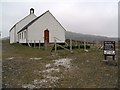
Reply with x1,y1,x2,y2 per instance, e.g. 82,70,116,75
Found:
65,31,117,42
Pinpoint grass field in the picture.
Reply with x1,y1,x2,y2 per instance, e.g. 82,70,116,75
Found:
2,39,118,88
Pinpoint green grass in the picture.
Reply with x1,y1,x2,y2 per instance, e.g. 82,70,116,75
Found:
2,39,118,88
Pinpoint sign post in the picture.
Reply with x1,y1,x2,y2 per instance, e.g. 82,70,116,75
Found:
103,41,116,60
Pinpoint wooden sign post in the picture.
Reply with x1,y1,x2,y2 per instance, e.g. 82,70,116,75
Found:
103,41,116,60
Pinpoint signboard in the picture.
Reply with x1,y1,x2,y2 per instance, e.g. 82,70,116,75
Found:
103,41,116,60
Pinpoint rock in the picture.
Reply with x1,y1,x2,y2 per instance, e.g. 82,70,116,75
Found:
45,64,51,68
86,60,89,63
84,49,89,52
22,84,35,89
30,57,42,60
7,57,14,60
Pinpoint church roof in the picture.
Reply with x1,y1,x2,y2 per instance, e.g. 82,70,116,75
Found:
9,14,36,32
17,10,49,33
17,10,66,34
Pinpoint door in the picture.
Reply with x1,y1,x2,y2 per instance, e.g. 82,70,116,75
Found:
44,30,49,43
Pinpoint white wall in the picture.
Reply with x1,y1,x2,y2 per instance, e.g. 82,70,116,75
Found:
10,13,37,43
10,27,15,44
15,14,37,42
18,30,27,43
27,11,65,43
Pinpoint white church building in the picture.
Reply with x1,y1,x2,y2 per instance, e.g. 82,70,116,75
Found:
9,8,66,44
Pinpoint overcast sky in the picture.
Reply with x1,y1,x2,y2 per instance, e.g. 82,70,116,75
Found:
1,0,119,38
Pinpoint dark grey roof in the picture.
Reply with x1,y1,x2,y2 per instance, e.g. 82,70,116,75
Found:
17,10,49,33
9,25,16,32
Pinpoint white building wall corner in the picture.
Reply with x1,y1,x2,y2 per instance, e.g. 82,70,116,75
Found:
27,12,65,44
10,26,16,44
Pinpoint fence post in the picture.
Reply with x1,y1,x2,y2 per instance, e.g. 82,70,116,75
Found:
84,40,86,50
79,41,80,49
45,40,47,50
39,40,40,49
55,38,57,52
31,40,32,46
70,39,72,51
76,41,78,47
28,40,31,47
34,40,35,48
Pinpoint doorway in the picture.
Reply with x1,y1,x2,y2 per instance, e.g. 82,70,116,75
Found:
44,30,49,43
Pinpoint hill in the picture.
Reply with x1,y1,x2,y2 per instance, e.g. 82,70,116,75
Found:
65,31,117,42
